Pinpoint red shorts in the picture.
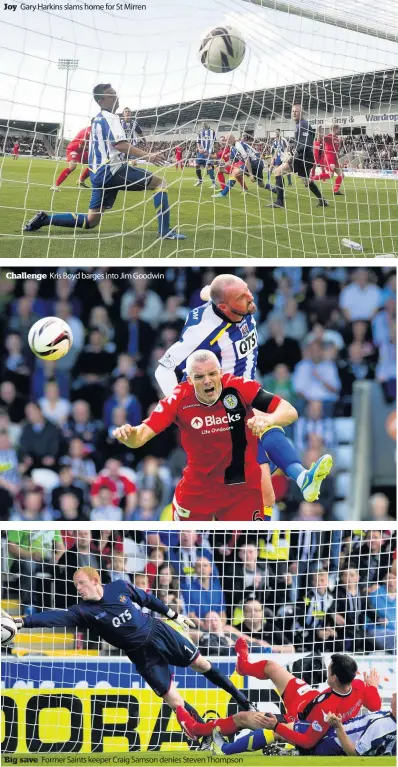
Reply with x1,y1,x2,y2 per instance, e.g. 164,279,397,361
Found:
66,149,88,164
324,153,339,170
12,149,19,155
283,677,318,718
172,480,263,522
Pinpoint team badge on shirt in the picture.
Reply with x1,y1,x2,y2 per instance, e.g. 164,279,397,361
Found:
119,594,128,603
223,394,238,409
240,321,249,336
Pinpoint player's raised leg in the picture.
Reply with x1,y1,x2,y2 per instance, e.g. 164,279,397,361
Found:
51,159,78,191
235,636,294,692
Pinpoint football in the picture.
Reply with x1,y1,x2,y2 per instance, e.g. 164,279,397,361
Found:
199,25,246,73
28,317,73,361
1,616,17,647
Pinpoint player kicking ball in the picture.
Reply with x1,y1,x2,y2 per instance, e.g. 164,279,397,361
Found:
114,349,332,522
24,84,185,241
6,567,254,745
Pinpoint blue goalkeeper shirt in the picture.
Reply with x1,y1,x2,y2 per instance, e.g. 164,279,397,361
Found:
23,580,173,652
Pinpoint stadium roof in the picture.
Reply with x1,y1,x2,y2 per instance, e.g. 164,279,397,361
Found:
134,68,397,129
0,120,60,134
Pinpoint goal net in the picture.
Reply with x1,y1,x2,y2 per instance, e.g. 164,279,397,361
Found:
1,528,396,759
0,0,397,257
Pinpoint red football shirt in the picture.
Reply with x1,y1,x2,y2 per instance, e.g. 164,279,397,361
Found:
175,147,183,159
323,133,340,156
276,678,382,749
144,373,280,493
313,139,323,164
67,126,91,154
90,472,136,506
217,146,231,162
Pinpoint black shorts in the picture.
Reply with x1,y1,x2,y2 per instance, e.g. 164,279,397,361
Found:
292,153,314,178
126,620,199,697
89,164,153,211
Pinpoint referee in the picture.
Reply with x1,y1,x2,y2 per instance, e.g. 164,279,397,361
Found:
268,104,328,209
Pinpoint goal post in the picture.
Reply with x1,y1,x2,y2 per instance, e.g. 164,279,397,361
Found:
1,528,396,758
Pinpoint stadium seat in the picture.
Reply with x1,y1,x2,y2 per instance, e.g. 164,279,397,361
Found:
334,417,355,444
335,471,351,498
335,445,354,471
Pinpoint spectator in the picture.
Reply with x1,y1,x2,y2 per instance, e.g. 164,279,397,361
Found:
18,402,61,473
292,340,341,414
144,546,166,588
63,438,97,493
120,272,164,328
51,464,85,515
294,400,336,454
0,428,20,514
334,568,370,653
257,319,301,374
108,552,132,584
197,610,236,656
135,455,172,509
338,342,375,414
56,491,84,522
368,493,394,522
90,458,137,515
73,328,117,416
2,333,31,396
339,269,383,321
350,530,393,586
62,399,102,451
8,297,40,352
90,486,123,521
224,543,268,615
296,570,337,653
126,488,160,521
8,529,65,611
170,531,214,581
236,598,293,652
306,276,338,326
262,363,295,404
38,379,71,427
0,380,27,423
54,530,102,608
366,571,396,652
182,556,226,628
103,376,142,429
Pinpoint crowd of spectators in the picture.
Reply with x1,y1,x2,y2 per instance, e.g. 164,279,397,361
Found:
2,528,396,657
0,266,395,522
0,133,48,157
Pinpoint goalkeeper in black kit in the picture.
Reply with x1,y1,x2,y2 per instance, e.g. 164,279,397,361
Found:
10,566,255,745
268,104,328,209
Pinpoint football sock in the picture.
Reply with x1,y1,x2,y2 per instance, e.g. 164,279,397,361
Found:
195,168,202,181
334,175,343,192
55,168,72,186
259,428,305,485
44,213,90,228
208,168,215,182
236,175,248,190
308,180,323,199
184,702,205,725
222,728,272,755
153,190,171,235
264,506,273,520
204,664,251,710
217,171,226,189
287,174,292,185
220,179,236,196
312,171,331,181
275,175,284,204
79,167,90,182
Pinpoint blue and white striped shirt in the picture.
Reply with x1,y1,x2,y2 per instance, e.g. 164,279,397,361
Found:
197,128,216,153
272,137,288,159
121,119,142,146
88,110,127,185
158,302,258,388
313,711,396,756
231,140,260,163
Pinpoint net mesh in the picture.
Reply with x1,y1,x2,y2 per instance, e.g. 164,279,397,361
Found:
0,0,397,256
1,528,396,754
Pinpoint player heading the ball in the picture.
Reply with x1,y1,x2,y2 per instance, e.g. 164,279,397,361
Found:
154,273,333,518
113,349,332,522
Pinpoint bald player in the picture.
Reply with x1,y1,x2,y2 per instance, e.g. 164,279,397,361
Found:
154,273,332,517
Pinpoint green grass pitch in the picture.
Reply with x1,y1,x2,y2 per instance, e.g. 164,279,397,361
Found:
0,157,397,258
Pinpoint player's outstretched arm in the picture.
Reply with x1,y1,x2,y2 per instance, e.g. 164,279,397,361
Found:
326,714,356,755
128,584,195,630
17,606,81,630
112,422,156,449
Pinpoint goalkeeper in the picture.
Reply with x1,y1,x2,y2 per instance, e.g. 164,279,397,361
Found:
8,567,254,734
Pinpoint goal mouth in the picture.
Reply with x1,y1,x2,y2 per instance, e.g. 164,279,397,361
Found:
1,0,397,256
1,528,396,757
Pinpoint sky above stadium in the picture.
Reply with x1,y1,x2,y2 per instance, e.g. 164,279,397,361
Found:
1,0,397,136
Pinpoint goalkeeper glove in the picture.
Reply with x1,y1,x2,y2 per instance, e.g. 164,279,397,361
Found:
166,609,196,631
